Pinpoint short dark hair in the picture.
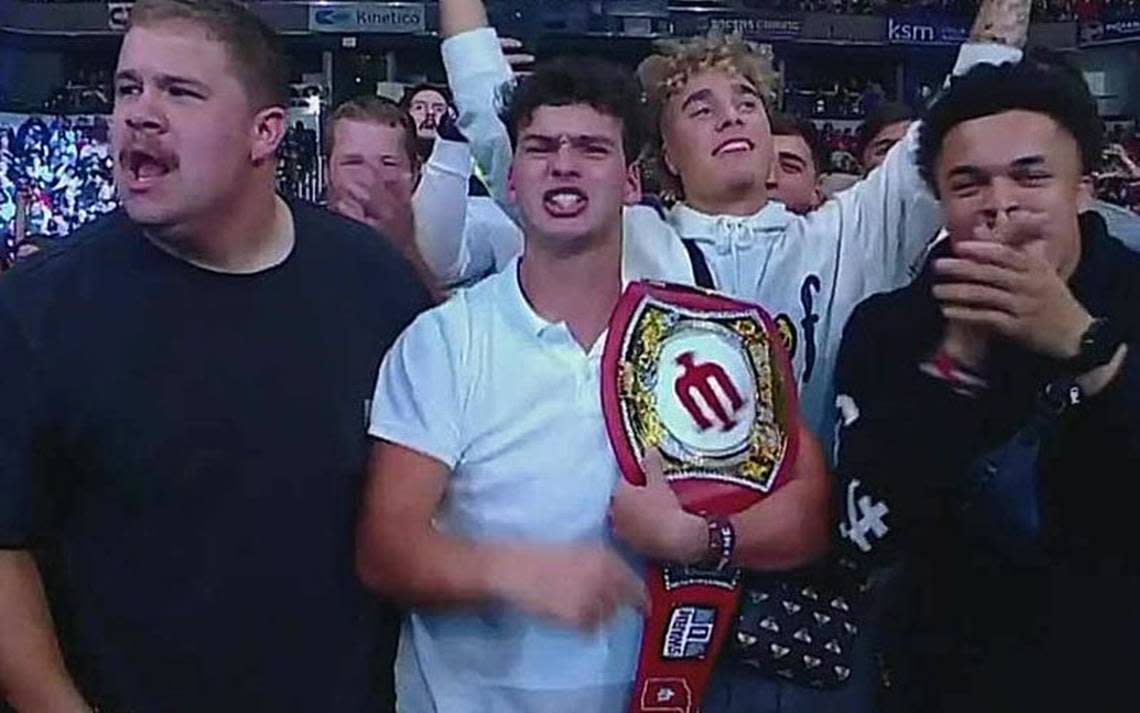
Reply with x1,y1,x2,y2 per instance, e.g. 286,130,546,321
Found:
500,56,647,167
916,60,1103,195
326,95,419,168
855,101,915,162
770,111,825,175
129,0,289,110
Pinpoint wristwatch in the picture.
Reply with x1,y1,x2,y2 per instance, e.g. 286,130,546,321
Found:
1064,317,1125,375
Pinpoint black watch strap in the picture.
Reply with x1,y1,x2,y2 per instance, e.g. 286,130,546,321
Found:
1065,317,1124,375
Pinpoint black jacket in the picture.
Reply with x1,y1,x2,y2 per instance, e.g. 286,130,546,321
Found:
833,213,1140,712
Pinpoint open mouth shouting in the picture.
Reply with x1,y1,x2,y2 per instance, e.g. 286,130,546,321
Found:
543,187,589,218
120,145,178,192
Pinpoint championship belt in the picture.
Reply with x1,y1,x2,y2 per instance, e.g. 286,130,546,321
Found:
601,281,800,713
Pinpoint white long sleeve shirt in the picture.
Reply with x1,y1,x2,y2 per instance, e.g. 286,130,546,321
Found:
411,137,522,287
440,28,1022,448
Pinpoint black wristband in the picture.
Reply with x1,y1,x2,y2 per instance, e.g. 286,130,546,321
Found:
436,110,467,143
1065,317,1124,375
702,515,736,572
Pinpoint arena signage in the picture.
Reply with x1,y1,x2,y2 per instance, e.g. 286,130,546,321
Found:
1079,18,1140,45
307,2,425,33
706,15,803,41
108,2,133,32
886,14,969,45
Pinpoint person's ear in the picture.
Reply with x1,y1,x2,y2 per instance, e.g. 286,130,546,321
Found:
624,162,643,205
251,106,287,164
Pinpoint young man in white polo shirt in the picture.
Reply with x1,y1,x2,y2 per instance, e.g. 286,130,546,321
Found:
356,56,828,713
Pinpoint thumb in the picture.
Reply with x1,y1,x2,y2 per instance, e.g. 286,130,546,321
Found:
640,447,667,488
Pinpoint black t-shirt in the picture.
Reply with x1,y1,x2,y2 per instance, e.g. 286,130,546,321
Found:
0,201,431,712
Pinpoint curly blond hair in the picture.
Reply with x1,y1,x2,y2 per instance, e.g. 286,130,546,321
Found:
637,35,779,201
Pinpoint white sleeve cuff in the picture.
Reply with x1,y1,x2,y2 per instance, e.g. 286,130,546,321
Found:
442,27,512,86
426,139,475,179
952,42,1023,77
368,422,459,471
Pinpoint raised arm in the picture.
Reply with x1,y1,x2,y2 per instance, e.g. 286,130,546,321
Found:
830,0,1031,284
439,0,516,208
412,136,524,287
412,138,479,284
969,0,1032,47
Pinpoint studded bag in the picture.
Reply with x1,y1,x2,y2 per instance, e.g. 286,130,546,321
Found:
728,568,861,689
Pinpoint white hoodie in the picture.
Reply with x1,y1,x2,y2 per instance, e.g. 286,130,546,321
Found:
436,27,1022,447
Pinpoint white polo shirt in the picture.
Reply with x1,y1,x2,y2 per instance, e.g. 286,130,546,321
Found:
412,138,523,287
369,247,693,712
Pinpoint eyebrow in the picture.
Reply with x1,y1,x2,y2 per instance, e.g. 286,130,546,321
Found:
1009,156,1047,169
778,151,808,169
339,152,402,162
520,134,617,148
680,88,714,112
114,70,211,93
734,83,761,99
947,155,1047,180
680,82,761,111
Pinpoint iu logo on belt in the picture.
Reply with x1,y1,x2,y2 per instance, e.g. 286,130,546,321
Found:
602,280,801,712
674,352,745,432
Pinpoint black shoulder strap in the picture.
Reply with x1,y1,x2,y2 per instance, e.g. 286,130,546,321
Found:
682,239,716,290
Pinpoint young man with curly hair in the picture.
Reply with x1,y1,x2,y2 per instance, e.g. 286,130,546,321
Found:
834,56,1140,713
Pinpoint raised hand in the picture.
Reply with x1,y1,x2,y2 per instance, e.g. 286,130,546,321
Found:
969,0,1032,48
328,164,416,250
499,37,535,78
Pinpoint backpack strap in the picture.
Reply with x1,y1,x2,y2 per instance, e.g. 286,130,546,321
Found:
682,239,716,289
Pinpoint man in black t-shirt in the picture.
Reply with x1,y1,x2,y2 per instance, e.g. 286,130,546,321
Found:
0,2,430,712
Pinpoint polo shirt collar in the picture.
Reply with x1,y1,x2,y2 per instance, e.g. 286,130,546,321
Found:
499,256,551,339
498,220,697,340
